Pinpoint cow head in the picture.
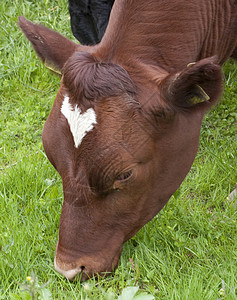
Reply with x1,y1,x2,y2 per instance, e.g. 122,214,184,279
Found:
19,17,223,280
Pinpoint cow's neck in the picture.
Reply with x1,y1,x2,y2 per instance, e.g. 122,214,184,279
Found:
95,0,235,72
95,0,201,71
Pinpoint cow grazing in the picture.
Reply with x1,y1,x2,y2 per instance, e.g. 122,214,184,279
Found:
19,0,237,281
68,0,114,44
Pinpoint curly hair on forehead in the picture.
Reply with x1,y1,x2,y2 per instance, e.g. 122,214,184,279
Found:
63,51,136,104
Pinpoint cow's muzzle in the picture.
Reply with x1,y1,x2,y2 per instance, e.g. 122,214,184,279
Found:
54,242,122,281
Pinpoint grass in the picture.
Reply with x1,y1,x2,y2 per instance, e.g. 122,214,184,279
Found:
0,1,236,299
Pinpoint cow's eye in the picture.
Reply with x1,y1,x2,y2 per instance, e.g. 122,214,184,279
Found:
116,169,133,181
113,169,134,191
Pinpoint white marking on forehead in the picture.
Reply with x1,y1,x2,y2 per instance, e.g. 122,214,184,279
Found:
61,95,97,148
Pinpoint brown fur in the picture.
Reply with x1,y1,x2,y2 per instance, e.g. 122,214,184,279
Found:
18,0,237,281
63,51,136,108
160,57,223,111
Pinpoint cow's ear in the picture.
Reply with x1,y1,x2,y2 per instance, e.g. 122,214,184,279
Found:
18,16,82,74
160,57,223,111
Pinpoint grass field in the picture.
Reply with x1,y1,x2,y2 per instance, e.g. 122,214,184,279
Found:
0,1,237,299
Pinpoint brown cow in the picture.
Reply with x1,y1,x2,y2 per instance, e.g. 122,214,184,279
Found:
19,0,237,281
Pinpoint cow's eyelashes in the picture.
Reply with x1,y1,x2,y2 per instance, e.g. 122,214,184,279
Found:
92,167,136,194
112,169,135,191
116,169,133,181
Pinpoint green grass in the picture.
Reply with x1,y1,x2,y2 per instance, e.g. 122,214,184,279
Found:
0,1,236,299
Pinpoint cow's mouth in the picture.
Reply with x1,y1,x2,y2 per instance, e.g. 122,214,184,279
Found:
54,258,115,281
54,240,122,281
54,257,83,281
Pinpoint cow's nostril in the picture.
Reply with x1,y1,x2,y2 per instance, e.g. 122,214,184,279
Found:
81,265,85,270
